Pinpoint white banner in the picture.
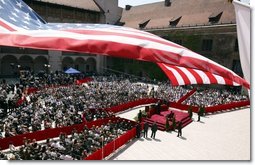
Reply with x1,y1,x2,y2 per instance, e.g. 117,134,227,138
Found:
233,0,251,85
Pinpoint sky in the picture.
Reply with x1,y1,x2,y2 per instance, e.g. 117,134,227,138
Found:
118,0,250,8
118,0,163,8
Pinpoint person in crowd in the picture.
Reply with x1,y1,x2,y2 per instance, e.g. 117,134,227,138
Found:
197,107,202,122
143,121,149,138
151,122,158,139
177,121,182,137
138,110,142,123
136,123,141,138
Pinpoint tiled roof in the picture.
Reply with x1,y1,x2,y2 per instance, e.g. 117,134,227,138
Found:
120,0,236,29
36,0,101,12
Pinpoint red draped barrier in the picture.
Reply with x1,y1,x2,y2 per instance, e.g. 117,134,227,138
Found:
205,100,250,113
106,98,158,114
170,102,199,113
85,127,136,160
75,77,93,85
26,87,38,95
0,116,137,160
170,100,250,113
0,117,118,150
177,88,197,103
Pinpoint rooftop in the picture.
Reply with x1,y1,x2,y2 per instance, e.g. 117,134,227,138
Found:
35,0,101,12
120,0,236,29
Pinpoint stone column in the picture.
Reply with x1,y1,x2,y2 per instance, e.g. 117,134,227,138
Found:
48,50,62,72
96,55,106,73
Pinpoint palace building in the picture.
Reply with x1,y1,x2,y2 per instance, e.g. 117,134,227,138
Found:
0,0,242,80
0,0,122,76
108,0,242,80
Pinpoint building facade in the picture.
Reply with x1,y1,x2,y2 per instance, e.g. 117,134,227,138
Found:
108,0,243,80
0,0,242,80
0,0,122,77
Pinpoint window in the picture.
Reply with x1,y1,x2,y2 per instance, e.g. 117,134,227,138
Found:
169,16,182,27
235,39,239,52
202,39,213,51
208,11,223,24
174,39,182,45
232,60,243,76
139,19,150,29
86,65,90,71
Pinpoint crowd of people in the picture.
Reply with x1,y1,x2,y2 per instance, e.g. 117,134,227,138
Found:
0,72,250,160
183,88,249,107
151,82,191,102
0,119,134,160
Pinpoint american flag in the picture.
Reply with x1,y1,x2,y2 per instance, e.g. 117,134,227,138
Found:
0,0,250,88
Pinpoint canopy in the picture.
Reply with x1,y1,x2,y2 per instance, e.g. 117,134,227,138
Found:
0,0,250,89
64,68,81,74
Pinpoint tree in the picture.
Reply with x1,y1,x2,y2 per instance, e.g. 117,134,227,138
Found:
188,105,193,118
165,117,170,132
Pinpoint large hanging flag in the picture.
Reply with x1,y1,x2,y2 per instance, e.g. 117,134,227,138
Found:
158,63,241,86
233,0,250,85
0,0,250,88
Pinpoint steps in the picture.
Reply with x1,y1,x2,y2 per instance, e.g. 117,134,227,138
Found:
143,118,166,131
179,115,193,128
143,110,193,131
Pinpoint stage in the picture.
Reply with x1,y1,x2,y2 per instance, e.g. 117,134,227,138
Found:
143,109,193,131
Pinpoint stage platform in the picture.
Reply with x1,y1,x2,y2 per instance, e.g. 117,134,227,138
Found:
143,109,193,131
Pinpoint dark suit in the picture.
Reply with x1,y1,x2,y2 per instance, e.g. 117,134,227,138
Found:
151,123,158,139
143,122,149,138
138,111,142,123
177,122,182,137
136,124,141,138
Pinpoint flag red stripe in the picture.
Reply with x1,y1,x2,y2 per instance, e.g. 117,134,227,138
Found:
223,77,234,86
157,63,179,85
168,65,191,85
185,68,204,85
0,20,15,31
63,29,183,49
0,33,250,89
204,72,218,84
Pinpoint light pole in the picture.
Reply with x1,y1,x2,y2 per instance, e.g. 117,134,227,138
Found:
17,65,21,78
44,64,51,74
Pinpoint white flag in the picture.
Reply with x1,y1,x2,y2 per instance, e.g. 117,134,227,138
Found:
233,0,251,84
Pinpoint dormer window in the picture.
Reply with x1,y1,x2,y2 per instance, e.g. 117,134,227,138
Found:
209,11,223,24
169,16,182,27
139,19,150,29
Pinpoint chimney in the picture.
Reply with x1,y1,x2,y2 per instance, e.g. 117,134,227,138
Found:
125,5,132,10
165,0,171,7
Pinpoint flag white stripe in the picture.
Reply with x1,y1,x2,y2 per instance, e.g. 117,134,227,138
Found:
165,65,184,85
176,66,197,84
214,74,226,85
192,69,210,84
0,30,217,63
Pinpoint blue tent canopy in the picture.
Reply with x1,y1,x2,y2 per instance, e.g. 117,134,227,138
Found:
64,67,81,74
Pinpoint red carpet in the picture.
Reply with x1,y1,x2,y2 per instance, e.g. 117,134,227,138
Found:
144,110,192,131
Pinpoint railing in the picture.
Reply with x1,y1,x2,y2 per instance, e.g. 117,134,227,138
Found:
170,100,250,113
106,98,159,114
84,127,136,160
0,117,117,150
177,88,197,103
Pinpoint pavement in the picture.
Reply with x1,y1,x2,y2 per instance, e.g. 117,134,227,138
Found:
112,106,250,160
